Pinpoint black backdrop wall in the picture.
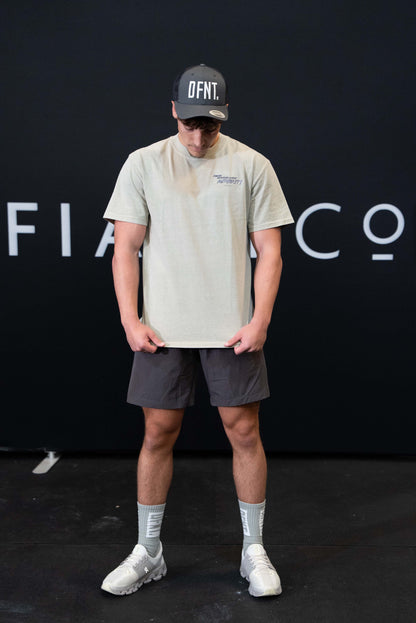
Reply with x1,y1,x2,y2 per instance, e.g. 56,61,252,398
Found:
1,0,415,453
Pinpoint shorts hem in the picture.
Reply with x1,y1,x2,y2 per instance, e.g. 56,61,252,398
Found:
127,396,195,409
210,390,270,408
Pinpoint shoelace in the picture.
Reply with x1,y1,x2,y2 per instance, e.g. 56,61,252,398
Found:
120,551,146,568
247,552,275,572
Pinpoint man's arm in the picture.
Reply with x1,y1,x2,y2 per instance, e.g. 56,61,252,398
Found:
225,227,283,354
112,220,165,353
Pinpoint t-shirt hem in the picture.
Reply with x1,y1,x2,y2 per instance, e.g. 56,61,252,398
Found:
162,341,230,348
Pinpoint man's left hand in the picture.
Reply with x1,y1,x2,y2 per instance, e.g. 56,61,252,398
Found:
224,321,267,355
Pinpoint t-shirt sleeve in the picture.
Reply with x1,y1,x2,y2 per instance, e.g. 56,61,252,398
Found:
248,160,294,232
103,153,149,225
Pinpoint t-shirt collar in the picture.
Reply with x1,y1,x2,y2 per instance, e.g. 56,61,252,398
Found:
173,133,223,160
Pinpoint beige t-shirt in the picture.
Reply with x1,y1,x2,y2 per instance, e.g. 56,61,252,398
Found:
104,133,294,347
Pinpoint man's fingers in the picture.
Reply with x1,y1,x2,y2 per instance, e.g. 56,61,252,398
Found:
233,341,249,355
133,334,164,354
142,331,165,353
149,333,165,348
224,333,241,348
143,341,158,353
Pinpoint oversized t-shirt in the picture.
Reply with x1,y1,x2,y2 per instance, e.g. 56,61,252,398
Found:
103,133,294,347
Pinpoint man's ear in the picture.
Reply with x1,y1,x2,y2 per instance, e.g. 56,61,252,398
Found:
171,101,178,119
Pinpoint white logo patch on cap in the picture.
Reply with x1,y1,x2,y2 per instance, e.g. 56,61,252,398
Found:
209,110,226,119
188,80,218,100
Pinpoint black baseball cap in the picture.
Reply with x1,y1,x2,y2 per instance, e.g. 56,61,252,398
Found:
172,64,229,121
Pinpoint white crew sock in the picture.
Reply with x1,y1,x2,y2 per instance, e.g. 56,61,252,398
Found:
238,499,266,553
137,501,166,557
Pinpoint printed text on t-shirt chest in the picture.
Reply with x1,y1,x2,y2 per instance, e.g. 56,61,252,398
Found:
213,174,243,186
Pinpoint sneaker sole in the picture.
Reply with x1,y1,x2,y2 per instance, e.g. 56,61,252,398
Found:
101,562,167,596
240,569,282,598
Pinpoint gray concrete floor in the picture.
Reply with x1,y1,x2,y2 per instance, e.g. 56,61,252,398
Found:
1,451,416,622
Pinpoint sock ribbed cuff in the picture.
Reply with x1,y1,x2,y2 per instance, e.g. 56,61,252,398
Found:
238,499,266,552
137,502,166,557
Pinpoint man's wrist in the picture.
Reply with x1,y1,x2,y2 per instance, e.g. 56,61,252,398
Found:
250,315,270,331
121,314,142,330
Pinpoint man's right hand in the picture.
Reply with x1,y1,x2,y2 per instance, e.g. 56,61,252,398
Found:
124,320,165,353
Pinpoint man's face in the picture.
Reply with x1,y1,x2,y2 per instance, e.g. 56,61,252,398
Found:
172,102,221,158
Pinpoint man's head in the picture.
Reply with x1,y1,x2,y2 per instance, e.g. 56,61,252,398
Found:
172,63,228,157
172,107,222,158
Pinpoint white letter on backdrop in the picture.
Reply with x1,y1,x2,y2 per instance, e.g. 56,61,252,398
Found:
7,202,38,256
295,203,341,259
95,222,115,257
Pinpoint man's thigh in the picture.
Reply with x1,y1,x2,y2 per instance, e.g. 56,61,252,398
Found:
199,348,270,407
127,348,199,409
217,402,261,428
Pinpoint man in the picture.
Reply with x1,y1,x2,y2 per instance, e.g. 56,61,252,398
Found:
101,64,294,598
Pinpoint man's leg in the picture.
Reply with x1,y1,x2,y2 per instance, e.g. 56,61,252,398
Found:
218,401,266,504
136,408,184,555
138,407,185,504
101,407,184,596
218,402,282,597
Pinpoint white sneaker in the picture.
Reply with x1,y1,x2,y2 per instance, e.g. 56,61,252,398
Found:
101,543,167,595
240,544,282,597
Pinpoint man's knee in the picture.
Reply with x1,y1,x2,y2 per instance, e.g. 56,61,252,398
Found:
230,419,261,449
142,408,184,452
220,405,261,450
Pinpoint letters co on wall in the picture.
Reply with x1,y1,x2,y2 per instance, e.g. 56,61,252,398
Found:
5,201,407,261
295,203,405,262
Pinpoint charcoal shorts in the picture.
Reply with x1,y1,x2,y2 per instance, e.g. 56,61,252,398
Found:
127,348,270,409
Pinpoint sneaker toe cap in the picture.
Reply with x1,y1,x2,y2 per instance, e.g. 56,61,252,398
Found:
102,567,138,590
249,569,281,596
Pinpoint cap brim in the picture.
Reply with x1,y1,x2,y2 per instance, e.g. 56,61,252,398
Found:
174,101,228,121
